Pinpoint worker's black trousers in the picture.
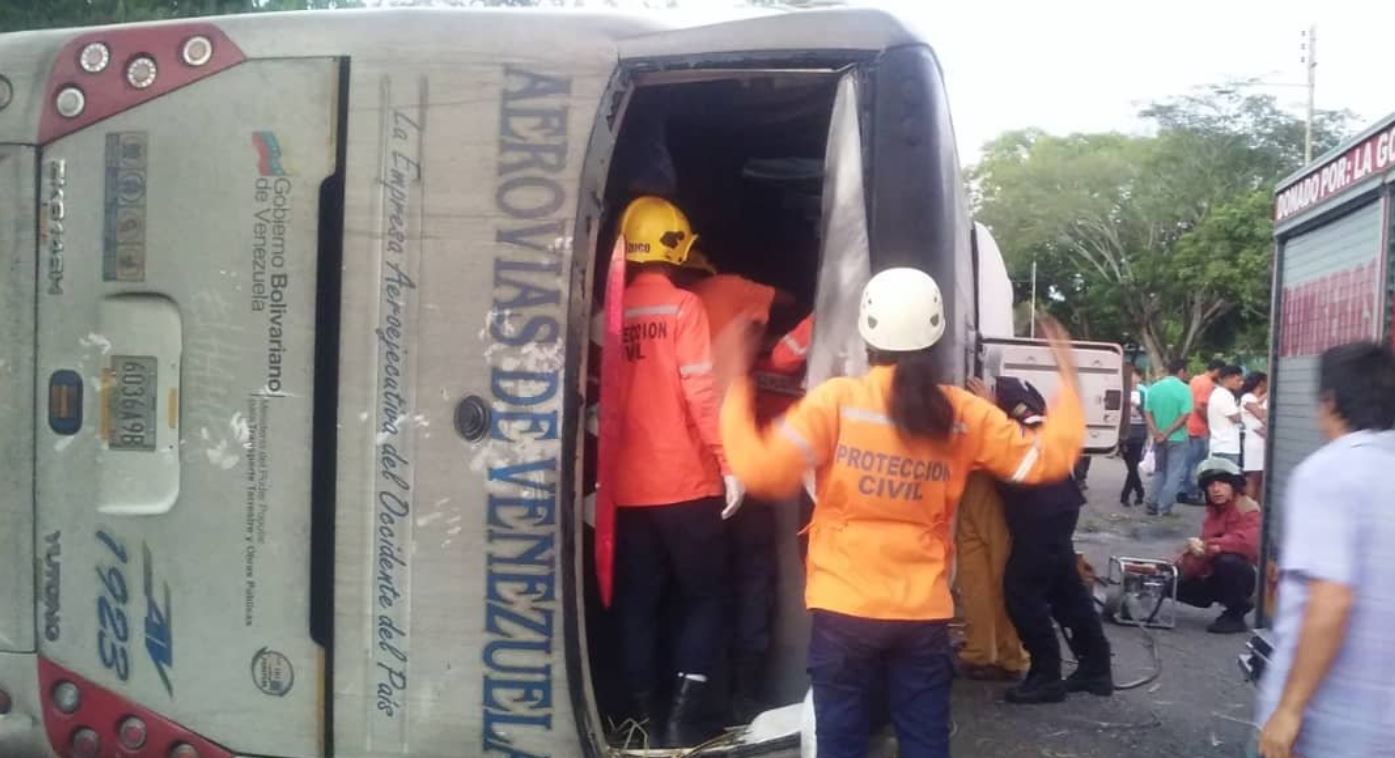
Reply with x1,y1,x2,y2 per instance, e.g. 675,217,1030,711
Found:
615,497,728,694
1003,508,1110,680
1177,553,1257,615
1120,434,1147,504
728,499,776,660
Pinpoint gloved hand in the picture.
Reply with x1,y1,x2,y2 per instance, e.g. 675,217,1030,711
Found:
1187,537,1206,557
721,474,747,520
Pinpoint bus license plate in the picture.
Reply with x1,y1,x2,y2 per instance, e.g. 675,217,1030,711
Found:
109,355,157,451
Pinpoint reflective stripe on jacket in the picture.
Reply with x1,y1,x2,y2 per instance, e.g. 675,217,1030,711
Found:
752,315,813,423
768,315,812,374
720,365,1084,620
615,272,728,507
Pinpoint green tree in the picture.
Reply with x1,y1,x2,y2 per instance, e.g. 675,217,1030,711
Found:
972,86,1351,372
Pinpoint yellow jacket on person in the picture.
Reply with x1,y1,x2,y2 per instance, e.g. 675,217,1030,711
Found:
720,365,1085,621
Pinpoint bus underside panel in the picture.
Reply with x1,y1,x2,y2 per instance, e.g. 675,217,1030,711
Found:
0,144,36,657
327,45,613,758
33,58,340,758
0,143,43,758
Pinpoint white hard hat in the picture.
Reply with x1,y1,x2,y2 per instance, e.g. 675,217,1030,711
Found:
858,267,945,352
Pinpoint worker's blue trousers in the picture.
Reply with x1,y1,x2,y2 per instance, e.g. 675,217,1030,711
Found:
808,610,953,758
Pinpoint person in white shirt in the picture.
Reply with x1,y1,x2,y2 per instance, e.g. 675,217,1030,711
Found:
1206,365,1244,467
1239,371,1268,501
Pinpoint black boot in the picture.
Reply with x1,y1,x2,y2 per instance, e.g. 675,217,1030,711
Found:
732,656,765,723
1064,656,1115,696
1063,631,1114,696
1004,669,1067,704
1207,609,1250,634
663,675,714,747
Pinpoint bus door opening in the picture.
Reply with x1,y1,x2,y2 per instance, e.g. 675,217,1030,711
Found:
578,64,873,753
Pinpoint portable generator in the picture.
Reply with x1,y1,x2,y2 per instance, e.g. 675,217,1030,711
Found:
1099,556,1179,630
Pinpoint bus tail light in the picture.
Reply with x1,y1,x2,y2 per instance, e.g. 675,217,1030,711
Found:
38,658,233,758
181,36,214,67
50,680,80,713
118,716,149,749
54,87,85,119
69,727,101,758
125,55,159,90
78,43,110,74
39,22,244,144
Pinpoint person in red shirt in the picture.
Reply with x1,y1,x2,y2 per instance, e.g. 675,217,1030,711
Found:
1182,360,1225,503
1175,457,1260,634
607,196,745,746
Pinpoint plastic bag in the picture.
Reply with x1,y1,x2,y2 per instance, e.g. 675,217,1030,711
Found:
1140,443,1156,477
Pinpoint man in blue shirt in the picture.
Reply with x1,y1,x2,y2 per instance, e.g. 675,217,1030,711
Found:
1256,341,1395,758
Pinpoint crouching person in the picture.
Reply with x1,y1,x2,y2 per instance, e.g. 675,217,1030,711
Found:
1176,457,1260,634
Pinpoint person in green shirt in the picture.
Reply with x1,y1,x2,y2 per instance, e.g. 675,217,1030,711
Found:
1145,359,1193,516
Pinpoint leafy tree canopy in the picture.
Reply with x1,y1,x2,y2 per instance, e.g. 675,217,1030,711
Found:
973,84,1352,373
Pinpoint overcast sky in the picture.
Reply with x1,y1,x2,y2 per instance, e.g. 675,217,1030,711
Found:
593,0,1395,163
873,0,1395,163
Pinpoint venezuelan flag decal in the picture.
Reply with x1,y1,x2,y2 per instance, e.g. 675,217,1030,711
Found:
252,131,288,177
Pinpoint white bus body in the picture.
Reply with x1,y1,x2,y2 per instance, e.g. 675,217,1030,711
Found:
0,10,1121,757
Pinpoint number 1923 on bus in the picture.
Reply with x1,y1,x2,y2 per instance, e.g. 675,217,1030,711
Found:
95,529,175,695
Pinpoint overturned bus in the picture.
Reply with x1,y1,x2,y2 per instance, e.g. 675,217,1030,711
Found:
0,7,1123,757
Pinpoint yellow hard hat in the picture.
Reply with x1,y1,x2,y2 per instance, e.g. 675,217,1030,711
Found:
683,247,717,274
619,196,697,266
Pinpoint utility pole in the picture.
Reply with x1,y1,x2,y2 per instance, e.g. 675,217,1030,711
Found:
1302,25,1317,163
1029,259,1037,338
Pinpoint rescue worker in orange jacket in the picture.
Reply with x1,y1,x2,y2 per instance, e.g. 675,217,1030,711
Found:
682,248,796,338
610,196,745,747
768,313,813,374
716,268,1085,758
681,252,798,720
751,314,814,427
